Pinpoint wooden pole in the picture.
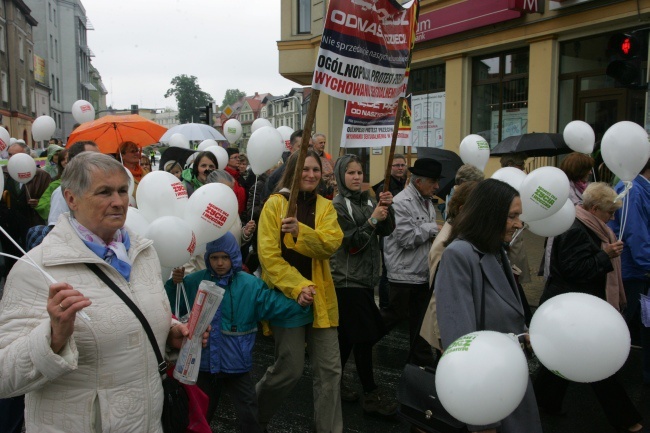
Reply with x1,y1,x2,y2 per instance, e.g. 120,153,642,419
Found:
286,89,321,218
382,96,404,193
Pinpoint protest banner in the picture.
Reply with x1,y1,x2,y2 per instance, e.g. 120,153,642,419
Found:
340,96,411,148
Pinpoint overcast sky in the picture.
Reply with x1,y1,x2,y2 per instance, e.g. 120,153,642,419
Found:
84,0,299,110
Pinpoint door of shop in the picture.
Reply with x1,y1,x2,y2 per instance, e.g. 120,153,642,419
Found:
577,88,645,181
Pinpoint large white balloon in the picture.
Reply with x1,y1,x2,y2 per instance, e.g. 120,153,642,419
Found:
436,331,529,425
563,121,595,154
184,183,238,246
526,198,576,237
251,118,272,134
601,121,650,182
71,100,96,124
125,207,150,237
198,139,218,151
459,134,490,171
491,167,527,191
530,293,630,383
247,126,285,175
145,216,196,268
519,166,570,222
223,119,242,144
32,115,56,141
0,126,10,153
7,153,36,184
136,171,188,222
205,145,229,170
276,126,294,151
169,133,190,149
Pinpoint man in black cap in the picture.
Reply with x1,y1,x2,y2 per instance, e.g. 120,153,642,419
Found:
381,158,442,365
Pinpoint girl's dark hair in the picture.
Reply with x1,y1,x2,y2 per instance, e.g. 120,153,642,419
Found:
276,150,322,192
192,151,218,178
53,149,68,181
446,180,478,222
446,179,519,253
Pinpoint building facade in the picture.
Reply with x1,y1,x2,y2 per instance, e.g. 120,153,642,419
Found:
278,0,650,183
0,0,38,147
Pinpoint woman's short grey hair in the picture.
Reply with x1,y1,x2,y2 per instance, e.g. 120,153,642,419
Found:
455,164,485,185
582,182,622,213
206,169,234,186
62,152,130,196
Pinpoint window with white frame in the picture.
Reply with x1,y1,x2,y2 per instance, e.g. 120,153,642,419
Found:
28,49,33,70
1,72,7,102
50,35,53,58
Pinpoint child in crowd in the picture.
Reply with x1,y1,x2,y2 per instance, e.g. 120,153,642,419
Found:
165,232,309,433
164,160,183,181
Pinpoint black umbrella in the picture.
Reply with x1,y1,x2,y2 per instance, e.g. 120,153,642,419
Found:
490,133,572,157
415,147,464,199
158,147,198,171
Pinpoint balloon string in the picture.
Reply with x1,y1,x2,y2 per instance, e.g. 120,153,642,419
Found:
591,167,597,182
0,252,90,321
618,186,632,242
509,223,527,247
250,175,258,222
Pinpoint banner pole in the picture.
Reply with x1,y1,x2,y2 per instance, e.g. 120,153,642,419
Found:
382,97,404,193
286,89,321,218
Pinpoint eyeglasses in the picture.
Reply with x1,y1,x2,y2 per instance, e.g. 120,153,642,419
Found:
392,164,406,168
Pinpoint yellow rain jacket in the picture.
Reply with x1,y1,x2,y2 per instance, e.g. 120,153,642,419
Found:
258,192,343,329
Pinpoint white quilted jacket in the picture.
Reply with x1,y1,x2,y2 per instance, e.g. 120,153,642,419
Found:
0,214,172,432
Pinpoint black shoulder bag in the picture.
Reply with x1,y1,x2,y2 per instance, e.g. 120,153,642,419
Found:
396,263,486,433
86,263,189,433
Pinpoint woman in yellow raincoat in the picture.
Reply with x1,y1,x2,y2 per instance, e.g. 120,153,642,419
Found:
255,150,344,433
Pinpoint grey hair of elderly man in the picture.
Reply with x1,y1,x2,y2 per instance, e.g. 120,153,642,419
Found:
61,151,130,197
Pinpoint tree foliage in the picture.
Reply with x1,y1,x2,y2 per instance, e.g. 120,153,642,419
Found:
221,89,246,109
164,75,213,124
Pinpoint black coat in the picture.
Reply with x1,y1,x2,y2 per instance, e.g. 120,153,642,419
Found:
540,218,613,305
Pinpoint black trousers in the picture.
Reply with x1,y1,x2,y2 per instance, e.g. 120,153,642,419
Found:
534,365,642,429
196,370,263,433
381,281,434,366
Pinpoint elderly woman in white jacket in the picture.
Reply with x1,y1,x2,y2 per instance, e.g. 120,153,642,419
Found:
0,152,204,433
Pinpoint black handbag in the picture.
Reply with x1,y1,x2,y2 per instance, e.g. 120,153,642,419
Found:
396,263,486,433
87,263,190,433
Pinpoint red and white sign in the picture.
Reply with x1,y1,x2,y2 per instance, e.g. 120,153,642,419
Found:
201,203,230,228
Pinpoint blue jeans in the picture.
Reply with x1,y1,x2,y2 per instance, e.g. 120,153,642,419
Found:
622,279,650,384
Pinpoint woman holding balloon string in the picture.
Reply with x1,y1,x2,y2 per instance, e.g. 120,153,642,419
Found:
435,179,543,433
255,150,344,433
534,182,646,433
181,151,218,197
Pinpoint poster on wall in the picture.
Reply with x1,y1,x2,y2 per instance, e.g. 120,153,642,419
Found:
490,108,528,147
410,92,445,150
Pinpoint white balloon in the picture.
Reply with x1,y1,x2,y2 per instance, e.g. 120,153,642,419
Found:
247,126,285,175
125,207,150,237
145,216,196,268
530,293,630,383
205,145,229,170
436,331,529,425
459,134,490,171
198,139,218,151
169,133,190,149
251,118,272,134
32,115,56,142
7,153,36,184
519,166,570,222
223,119,242,144
526,198,576,237
276,126,294,151
491,167,527,191
184,183,238,246
0,126,10,152
136,171,188,222
71,100,96,124
601,121,650,182
563,121,594,154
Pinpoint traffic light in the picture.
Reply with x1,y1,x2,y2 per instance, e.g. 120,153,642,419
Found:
198,104,212,125
606,33,645,87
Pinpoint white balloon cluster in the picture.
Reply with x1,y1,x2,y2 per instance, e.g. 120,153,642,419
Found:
126,171,238,272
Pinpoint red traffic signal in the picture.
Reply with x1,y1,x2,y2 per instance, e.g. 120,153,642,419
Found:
608,33,641,59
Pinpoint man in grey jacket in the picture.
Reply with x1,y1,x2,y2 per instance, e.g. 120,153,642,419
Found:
382,158,442,365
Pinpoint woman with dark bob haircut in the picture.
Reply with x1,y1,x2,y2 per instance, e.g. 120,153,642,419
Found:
435,179,542,433
181,151,218,196
560,152,595,205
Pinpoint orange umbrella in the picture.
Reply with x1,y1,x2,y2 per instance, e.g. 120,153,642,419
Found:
66,114,168,154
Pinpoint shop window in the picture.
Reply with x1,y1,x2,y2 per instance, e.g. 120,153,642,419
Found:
297,0,311,34
471,50,529,148
408,64,446,153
